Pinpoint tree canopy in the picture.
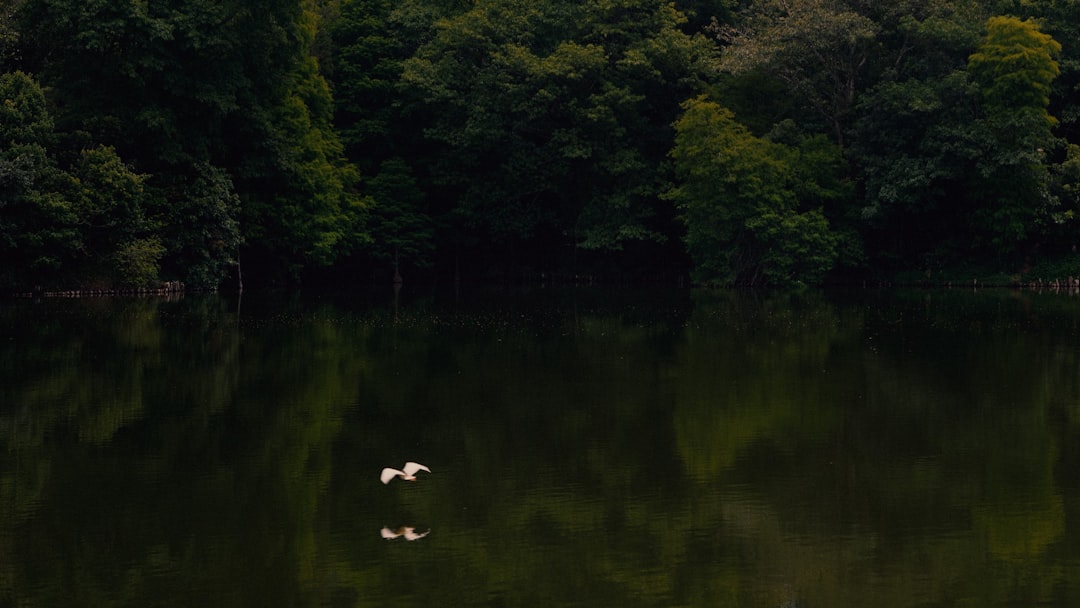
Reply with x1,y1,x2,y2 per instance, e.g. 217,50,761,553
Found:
3,0,1080,289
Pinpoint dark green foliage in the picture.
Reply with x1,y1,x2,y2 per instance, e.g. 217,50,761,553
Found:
328,0,721,280
9,0,1080,288
716,0,878,145
396,0,718,264
68,145,159,286
844,4,1068,271
331,0,418,167
154,164,241,289
0,73,166,288
0,71,78,287
0,1,18,70
9,0,362,289
364,157,433,279
235,50,366,282
847,13,984,267
0,68,47,144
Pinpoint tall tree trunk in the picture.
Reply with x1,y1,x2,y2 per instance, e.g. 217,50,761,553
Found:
393,248,403,284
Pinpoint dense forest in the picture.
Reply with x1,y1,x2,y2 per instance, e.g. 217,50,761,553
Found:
2,0,1080,289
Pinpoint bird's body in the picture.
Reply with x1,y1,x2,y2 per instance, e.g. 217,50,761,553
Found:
380,461,431,484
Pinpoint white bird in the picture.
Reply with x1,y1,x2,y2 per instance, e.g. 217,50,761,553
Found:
380,526,430,541
380,461,431,484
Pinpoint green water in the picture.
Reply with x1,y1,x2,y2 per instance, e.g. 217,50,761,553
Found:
1,288,1078,607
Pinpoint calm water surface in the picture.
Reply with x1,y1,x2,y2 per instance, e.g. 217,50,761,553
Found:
1,288,1079,607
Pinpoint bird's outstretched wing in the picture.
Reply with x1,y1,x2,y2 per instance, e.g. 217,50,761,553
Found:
380,467,404,484
402,462,430,476
380,526,401,539
404,528,430,541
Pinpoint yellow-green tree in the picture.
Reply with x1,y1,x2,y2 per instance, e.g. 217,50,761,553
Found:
966,16,1062,254
667,96,843,286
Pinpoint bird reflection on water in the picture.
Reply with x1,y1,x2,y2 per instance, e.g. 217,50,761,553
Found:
380,526,430,541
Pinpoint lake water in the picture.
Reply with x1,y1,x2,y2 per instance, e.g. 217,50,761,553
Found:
1,287,1078,607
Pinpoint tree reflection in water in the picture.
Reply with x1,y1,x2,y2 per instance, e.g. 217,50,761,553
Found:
0,288,1078,607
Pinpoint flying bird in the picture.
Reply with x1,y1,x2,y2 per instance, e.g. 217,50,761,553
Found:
380,526,430,541
380,461,431,484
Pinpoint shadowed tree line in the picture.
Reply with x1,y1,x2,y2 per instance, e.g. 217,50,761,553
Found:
4,0,1080,288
